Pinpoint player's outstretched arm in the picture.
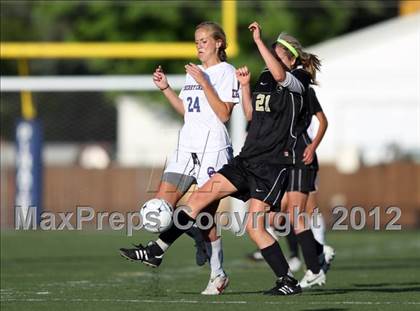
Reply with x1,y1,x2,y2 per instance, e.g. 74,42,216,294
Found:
236,66,252,121
153,65,185,115
185,63,233,123
249,22,287,83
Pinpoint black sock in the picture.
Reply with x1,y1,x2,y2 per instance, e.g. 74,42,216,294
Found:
286,227,299,258
158,210,195,245
260,242,289,278
149,242,164,256
185,226,204,242
296,229,321,274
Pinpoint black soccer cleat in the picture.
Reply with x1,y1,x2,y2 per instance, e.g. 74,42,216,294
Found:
319,245,335,273
119,241,163,268
318,252,329,273
263,275,302,296
186,226,208,266
194,239,208,266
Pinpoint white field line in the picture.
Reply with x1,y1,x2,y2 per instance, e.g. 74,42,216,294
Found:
1,298,420,305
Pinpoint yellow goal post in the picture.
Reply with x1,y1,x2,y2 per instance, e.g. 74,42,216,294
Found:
0,0,238,59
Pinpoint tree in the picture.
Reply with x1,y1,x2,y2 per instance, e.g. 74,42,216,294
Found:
0,1,398,142
1,0,398,76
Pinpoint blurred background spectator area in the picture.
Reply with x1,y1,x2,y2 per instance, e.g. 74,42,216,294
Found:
1,1,419,228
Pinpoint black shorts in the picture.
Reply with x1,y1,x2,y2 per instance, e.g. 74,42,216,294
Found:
287,167,317,193
218,157,289,207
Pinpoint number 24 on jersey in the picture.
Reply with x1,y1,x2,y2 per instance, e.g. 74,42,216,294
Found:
187,97,200,112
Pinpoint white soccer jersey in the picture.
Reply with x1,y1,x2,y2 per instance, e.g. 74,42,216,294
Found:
178,61,240,153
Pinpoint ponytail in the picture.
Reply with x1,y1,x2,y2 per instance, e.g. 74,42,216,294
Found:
218,48,227,62
299,52,321,85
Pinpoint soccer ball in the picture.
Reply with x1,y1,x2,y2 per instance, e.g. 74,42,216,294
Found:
140,198,173,233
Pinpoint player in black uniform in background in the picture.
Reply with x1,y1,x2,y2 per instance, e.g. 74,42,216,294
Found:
119,22,320,295
286,86,335,288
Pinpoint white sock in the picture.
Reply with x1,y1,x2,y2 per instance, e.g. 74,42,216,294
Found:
205,238,224,278
156,239,170,252
311,213,326,245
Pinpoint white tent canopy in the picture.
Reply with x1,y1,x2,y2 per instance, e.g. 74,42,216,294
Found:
309,13,420,168
1,14,418,170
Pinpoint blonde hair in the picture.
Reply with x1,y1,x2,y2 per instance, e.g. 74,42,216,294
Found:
277,32,321,84
196,21,227,62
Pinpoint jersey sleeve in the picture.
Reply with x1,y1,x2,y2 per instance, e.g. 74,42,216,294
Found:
280,69,311,94
308,88,323,115
216,66,240,105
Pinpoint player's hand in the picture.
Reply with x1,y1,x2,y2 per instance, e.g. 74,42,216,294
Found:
153,65,169,90
185,63,208,86
303,144,315,165
248,21,262,43
236,66,251,86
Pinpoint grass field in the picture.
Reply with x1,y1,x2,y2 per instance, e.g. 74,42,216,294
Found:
1,229,420,311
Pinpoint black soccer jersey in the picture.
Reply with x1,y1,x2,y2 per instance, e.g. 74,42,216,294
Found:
294,87,323,169
238,68,310,165
295,87,322,137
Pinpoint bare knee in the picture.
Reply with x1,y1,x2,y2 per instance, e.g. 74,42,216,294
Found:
246,226,260,243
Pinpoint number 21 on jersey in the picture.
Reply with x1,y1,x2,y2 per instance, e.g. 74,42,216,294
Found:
255,94,271,112
187,96,200,112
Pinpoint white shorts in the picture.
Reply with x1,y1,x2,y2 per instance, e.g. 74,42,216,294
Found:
164,147,233,188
